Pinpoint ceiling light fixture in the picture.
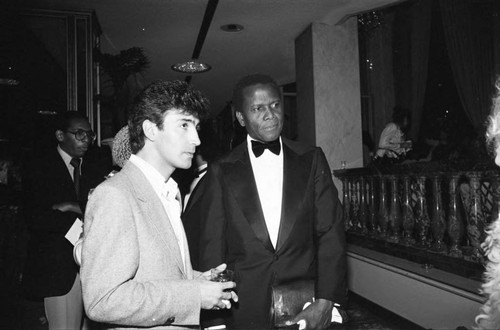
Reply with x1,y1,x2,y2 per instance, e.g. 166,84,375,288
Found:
171,60,211,74
220,23,244,32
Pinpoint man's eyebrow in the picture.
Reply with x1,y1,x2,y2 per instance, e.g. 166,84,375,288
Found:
178,117,199,125
252,99,280,106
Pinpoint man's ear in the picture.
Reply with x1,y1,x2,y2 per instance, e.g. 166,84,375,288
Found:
55,130,64,142
142,120,158,141
235,111,245,127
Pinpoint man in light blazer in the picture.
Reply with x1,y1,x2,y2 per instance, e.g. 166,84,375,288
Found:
80,80,237,329
183,74,347,329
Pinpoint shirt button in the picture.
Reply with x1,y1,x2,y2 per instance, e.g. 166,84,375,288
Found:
166,317,175,324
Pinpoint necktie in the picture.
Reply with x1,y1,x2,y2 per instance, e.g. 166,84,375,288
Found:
70,157,81,200
251,139,281,157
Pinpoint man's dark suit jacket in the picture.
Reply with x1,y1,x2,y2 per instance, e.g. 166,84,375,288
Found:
182,137,347,329
22,147,107,299
182,173,207,270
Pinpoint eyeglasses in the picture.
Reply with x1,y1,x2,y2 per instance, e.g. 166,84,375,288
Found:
66,129,96,142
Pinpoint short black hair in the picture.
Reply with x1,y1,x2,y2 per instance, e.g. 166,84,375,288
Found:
55,111,89,131
128,80,210,154
231,74,280,113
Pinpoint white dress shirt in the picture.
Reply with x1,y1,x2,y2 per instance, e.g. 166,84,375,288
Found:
247,135,283,248
129,154,188,271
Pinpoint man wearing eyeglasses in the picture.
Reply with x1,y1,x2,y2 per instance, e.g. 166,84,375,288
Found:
22,111,106,330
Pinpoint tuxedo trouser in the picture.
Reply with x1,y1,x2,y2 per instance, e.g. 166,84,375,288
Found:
44,272,83,330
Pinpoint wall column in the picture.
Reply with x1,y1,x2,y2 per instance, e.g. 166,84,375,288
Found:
295,18,363,190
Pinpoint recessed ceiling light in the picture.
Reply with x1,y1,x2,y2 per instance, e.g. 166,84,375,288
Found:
220,24,244,32
171,60,211,74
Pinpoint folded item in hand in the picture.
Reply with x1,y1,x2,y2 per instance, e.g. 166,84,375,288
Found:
271,280,314,328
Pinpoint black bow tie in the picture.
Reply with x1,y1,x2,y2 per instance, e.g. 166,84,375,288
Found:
251,139,281,157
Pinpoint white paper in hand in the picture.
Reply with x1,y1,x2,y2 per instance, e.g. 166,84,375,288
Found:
65,218,83,246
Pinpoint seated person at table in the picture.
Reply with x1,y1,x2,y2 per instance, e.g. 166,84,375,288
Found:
374,106,412,161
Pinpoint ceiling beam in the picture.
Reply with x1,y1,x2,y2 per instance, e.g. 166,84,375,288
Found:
185,0,218,83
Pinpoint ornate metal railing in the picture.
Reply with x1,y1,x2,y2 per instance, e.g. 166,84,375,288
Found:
334,163,500,271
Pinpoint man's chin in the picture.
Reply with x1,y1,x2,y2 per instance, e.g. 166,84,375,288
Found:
177,161,192,170
263,134,281,142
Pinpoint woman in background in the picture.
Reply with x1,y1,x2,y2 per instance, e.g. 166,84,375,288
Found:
476,78,500,330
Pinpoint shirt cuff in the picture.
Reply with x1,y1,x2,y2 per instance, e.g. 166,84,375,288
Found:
205,325,226,329
332,305,343,323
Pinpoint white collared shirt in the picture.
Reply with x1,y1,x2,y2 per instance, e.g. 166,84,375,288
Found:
57,145,81,180
129,154,187,270
247,135,283,248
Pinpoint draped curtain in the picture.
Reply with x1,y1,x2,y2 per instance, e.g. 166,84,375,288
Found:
439,0,496,134
364,0,432,145
393,0,432,141
408,0,432,141
362,12,396,146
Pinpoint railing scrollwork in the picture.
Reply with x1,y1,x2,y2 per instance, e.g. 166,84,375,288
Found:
335,165,500,268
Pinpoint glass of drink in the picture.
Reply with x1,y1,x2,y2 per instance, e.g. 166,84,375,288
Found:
211,269,234,283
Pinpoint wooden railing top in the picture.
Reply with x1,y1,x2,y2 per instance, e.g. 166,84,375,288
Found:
333,160,499,178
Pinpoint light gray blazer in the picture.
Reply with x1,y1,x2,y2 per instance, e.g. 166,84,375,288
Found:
81,161,201,329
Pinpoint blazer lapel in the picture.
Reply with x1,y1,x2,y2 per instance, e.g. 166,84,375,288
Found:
122,162,186,275
52,149,78,200
224,145,274,252
276,141,309,252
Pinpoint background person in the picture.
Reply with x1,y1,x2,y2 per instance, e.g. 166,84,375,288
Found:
183,74,347,329
80,80,237,329
22,111,106,330
374,105,412,161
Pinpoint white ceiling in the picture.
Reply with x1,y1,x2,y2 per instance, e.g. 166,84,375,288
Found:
16,0,403,116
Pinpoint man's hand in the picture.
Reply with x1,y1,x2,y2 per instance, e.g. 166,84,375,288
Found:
199,279,238,310
52,201,82,215
285,298,333,330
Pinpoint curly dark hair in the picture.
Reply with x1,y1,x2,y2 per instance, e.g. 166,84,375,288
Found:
231,74,280,113
128,80,210,154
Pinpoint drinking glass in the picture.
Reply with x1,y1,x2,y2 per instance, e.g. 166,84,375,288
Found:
210,269,234,282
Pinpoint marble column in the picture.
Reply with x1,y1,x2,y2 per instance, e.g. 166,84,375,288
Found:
295,18,363,194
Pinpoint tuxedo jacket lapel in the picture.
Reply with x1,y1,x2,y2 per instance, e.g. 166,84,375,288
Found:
276,141,309,252
184,175,205,214
224,145,274,252
123,162,186,275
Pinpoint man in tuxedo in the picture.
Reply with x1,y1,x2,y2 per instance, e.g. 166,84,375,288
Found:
22,111,106,329
80,80,237,329
183,74,347,329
